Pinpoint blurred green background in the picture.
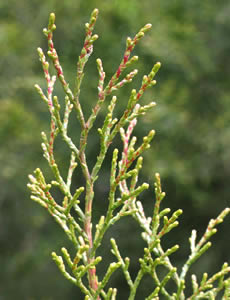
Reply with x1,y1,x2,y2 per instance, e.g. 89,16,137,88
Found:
1,0,230,298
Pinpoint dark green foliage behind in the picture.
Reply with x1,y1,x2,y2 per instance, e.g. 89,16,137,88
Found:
1,0,230,298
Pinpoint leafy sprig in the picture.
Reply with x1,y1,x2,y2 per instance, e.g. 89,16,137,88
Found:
28,8,230,299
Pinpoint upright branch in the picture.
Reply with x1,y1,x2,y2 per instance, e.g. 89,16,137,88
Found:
28,8,230,300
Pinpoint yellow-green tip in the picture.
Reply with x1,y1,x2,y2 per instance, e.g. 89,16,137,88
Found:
49,12,55,23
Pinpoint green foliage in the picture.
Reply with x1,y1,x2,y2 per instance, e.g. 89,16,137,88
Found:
27,9,230,299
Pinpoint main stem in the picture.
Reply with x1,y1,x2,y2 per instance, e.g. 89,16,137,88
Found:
81,148,100,299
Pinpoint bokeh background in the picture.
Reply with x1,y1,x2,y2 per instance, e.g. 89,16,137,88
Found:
1,0,230,298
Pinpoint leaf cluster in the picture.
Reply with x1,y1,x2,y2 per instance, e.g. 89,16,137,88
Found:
27,8,230,300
